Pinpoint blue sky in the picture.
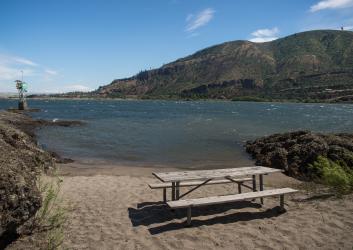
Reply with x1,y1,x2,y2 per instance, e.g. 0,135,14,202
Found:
0,0,353,93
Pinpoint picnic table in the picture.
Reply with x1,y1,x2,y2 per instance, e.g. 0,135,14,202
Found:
152,166,282,202
150,166,297,226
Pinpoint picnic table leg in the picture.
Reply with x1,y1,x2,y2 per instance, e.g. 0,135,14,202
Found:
163,188,167,203
259,174,264,205
172,182,176,201
252,175,257,201
252,175,257,192
176,181,180,200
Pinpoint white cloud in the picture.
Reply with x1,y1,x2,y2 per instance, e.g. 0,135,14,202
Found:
12,57,38,67
64,84,93,92
0,53,60,92
310,0,353,12
249,27,279,43
185,8,215,33
0,54,37,81
343,25,353,30
251,27,279,38
0,54,38,67
45,69,58,75
250,37,279,43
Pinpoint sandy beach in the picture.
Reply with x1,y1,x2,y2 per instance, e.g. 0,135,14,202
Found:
30,162,353,250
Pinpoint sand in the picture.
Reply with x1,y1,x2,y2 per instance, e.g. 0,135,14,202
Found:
49,162,353,250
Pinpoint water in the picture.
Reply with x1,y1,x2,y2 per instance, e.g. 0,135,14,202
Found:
1,99,353,169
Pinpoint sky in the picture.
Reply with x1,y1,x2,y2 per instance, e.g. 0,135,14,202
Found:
0,0,353,93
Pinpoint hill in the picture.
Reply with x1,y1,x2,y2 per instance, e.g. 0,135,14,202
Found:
72,30,353,102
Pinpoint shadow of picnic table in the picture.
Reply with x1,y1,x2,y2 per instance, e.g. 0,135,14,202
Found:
128,200,283,235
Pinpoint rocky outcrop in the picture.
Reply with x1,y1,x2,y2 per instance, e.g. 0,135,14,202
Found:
246,131,353,179
0,111,82,238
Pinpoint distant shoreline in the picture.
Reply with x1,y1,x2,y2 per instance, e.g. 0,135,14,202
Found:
2,92,353,104
6,95,352,104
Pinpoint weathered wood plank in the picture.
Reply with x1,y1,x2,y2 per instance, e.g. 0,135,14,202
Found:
148,178,252,189
167,188,297,209
153,166,282,182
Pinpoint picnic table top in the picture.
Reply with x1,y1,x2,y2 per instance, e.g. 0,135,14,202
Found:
153,166,282,182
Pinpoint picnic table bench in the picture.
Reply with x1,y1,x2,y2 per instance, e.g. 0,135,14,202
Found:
167,188,297,225
149,166,298,225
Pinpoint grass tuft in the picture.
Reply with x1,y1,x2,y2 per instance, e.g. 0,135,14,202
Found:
26,174,67,249
308,156,353,194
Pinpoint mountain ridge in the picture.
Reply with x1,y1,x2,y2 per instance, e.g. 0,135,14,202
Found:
51,30,353,102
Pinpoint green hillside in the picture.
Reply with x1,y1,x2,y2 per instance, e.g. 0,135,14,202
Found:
94,30,353,102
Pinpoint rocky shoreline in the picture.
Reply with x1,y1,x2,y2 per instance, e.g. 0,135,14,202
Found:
246,130,353,182
0,110,83,242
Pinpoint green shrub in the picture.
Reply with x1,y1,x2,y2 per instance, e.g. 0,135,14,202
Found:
308,156,353,193
36,177,66,231
24,175,67,249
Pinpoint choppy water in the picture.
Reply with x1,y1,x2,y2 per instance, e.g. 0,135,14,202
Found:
1,99,353,169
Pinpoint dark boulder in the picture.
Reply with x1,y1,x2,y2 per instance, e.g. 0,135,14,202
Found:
246,130,353,179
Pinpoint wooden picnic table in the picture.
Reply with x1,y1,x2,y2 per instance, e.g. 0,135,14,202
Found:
153,166,282,202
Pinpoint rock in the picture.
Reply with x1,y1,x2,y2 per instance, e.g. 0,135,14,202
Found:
245,130,353,180
268,148,288,171
0,111,56,237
